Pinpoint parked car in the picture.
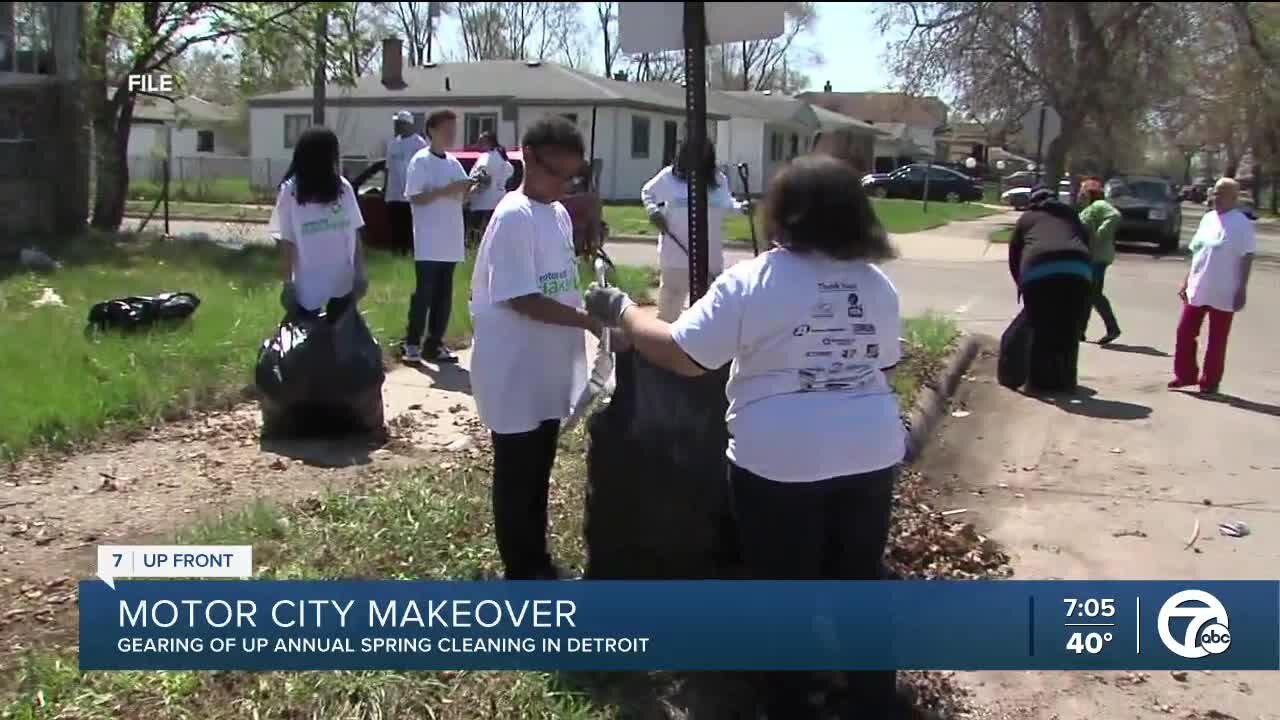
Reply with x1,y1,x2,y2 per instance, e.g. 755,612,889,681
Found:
1001,185,1033,210
1180,183,1208,203
860,164,984,202
1104,175,1182,253
348,148,607,257
1003,170,1039,188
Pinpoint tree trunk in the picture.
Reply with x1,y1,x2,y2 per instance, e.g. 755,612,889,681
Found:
89,95,135,230
312,11,327,126
1182,154,1193,186
1042,126,1074,192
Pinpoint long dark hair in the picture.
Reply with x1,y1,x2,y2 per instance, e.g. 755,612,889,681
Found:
671,140,720,189
765,155,896,262
280,126,342,205
478,131,507,161
1029,186,1091,240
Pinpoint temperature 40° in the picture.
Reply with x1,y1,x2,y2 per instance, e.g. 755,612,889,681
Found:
1067,631,1113,654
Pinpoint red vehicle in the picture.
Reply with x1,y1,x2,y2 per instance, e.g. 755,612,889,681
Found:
349,147,606,258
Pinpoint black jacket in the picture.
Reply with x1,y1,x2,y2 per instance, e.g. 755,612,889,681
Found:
1008,200,1093,284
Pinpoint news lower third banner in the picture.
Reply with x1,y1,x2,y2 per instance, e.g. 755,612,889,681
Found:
79,580,1279,671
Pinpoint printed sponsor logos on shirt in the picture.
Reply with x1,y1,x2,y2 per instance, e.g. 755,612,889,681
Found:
811,302,835,319
818,280,859,292
805,350,833,358
866,344,879,359
848,305,864,318
538,269,575,296
841,347,858,359
822,337,855,347
852,323,877,335
299,204,353,236
793,324,811,336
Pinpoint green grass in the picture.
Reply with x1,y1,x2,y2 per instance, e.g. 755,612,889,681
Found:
988,228,1013,244
121,201,995,240
125,200,271,222
894,313,961,411
0,234,654,461
869,199,995,233
0,313,959,720
129,177,274,205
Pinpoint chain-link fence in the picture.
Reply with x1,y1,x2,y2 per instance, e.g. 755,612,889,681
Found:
127,155,381,204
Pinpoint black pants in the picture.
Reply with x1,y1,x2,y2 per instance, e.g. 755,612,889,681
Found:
388,201,413,255
1086,262,1121,336
1022,274,1091,393
730,463,898,720
404,260,455,349
491,420,561,579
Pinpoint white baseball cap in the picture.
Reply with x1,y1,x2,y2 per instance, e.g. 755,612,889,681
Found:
393,110,414,124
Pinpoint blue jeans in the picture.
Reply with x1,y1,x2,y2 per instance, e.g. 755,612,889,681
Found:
404,260,455,348
1087,262,1120,336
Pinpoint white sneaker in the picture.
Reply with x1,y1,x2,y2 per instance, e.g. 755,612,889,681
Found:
401,344,422,364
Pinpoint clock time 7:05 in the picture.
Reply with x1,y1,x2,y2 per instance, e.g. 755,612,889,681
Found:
1063,598,1116,618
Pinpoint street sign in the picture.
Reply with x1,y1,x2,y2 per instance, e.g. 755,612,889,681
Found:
1016,104,1061,161
618,2,785,53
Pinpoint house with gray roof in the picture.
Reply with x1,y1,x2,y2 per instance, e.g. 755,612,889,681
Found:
247,39,732,201
127,95,244,183
708,90,884,190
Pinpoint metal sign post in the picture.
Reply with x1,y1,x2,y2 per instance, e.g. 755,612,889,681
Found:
683,2,710,302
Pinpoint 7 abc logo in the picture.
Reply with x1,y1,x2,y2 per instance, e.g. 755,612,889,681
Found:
1157,590,1231,659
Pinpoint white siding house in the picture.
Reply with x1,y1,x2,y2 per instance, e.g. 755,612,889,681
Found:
128,96,243,182
246,43,729,201
711,90,883,193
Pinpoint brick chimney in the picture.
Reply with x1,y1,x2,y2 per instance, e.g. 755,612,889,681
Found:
382,37,404,89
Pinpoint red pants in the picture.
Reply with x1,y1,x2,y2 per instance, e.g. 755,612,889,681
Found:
1173,303,1234,387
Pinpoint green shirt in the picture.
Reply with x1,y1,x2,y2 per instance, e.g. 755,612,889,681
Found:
1079,199,1121,265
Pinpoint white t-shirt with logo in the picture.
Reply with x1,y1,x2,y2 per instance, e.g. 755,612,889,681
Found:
268,177,365,311
405,147,468,262
384,133,427,203
1187,208,1256,312
671,249,905,483
641,167,740,271
469,191,587,435
468,150,515,211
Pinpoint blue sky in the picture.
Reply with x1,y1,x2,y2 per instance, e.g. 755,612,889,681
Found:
428,2,898,93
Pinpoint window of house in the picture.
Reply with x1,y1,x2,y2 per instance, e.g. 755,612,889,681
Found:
412,112,426,135
283,114,311,149
631,115,650,158
196,130,215,153
465,112,498,145
769,131,783,162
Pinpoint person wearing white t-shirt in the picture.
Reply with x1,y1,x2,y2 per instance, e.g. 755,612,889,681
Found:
1171,177,1256,393
402,109,474,364
585,155,909,718
269,126,368,314
384,110,427,255
641,141,748,321
470,116,602,580
465,131,515,244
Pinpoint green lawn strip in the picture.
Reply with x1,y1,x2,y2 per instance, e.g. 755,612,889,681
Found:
129,178,275,206
125,200,272,223
0,234,654,461
0,313,959,720
987,228,1013,244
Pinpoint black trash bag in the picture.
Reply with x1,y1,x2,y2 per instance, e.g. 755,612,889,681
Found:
584,350,741,579
254,294,386,437
997,307,1032,389
87,292,201,332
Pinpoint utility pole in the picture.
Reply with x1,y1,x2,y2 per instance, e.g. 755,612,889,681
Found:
427,1,440,63
312,10,328,126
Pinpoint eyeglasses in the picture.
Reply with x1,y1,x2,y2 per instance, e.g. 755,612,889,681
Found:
528,147,582,182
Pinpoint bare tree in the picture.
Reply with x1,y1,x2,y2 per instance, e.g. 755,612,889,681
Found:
877,2,1192,184
596,2,620,77
707,2,820,91
454,2,581,63
386,1,443,66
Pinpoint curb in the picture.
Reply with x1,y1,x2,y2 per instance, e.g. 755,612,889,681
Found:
904,334,981,463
